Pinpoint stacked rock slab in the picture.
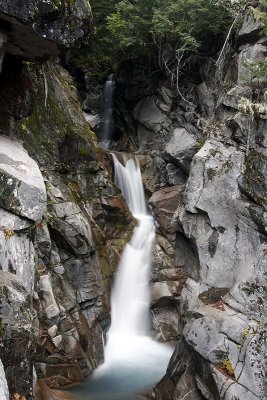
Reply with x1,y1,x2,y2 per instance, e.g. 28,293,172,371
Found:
0,136,46,396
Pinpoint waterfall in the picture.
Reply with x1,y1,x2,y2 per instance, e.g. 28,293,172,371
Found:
75,154,173,400
99,74,115,149
109,154,153,337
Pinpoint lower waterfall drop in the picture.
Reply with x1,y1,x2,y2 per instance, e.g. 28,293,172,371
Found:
73,154,172,400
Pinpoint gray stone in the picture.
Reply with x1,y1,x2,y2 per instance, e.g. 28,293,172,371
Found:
64,254,104,304
211,366,260,400
173,369,203,400
0,207,33,231
196,82,216,117
37,223,51,257
158,86,173,110
133,95,169,132
179,139,266,288
38,274,60,320
48,325,58,339
238,42,267,84
185,316,228,364
0,271,34,396
50,202,95,256
46,182,64,200
195,375,216,400
153,242,175,273
84,112,100,129
0,359,9,400
0,0,93,59
239,151,267,208
52,335,63,348
0,136,46,221
151,282,173,301
166,163,187,185
138,154,168,193
164,128,198,172
0,228,35,293
152,306,180,342
0,31,6,74
237,11,262,43
53,265,65,275
184,303,266,398
137,124,154,152
222,86,252,110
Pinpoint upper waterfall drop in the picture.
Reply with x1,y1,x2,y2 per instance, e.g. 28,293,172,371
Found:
109,154,154,337
112,154,147,217
99,74,115,149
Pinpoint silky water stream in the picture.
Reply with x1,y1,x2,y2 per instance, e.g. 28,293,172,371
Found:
71,154,172,399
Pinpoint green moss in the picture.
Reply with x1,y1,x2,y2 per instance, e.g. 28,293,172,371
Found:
18,62,97,165
196,137,207,150
207,167,217,180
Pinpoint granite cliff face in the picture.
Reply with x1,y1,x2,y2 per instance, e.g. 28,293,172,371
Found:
109,9,267,400
0,2,266,400
0,2,134,398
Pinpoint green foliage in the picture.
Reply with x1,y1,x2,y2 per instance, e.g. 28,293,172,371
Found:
251,0,267,35
244,59,267,83
106,0,232,56
78,0,233,81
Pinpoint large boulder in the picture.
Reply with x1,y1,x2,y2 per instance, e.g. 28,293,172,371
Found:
0,136,46,221
133,94,172,138
149,185,184,243
164,128,198,173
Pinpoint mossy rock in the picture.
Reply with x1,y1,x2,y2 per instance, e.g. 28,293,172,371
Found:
17,62,97,167
240,151,267,208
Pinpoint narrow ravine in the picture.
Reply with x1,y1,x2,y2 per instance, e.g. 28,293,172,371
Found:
71,78,172,399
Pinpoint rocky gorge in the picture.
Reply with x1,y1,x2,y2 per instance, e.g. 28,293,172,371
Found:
0,1,266,400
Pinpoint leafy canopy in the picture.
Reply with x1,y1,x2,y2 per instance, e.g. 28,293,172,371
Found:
106,0,232,57
72,0,233,80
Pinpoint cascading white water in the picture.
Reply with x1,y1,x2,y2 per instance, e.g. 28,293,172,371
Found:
109,154,153,337
99,74,115,149
75,154,173,400
72,152,172,400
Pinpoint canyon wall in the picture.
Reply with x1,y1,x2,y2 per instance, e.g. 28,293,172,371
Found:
0,2,266,400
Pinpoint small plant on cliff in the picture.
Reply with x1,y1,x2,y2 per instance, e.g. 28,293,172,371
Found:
220,358,235,378
243,59,267,83
4,229,14,239
251,0,267,35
